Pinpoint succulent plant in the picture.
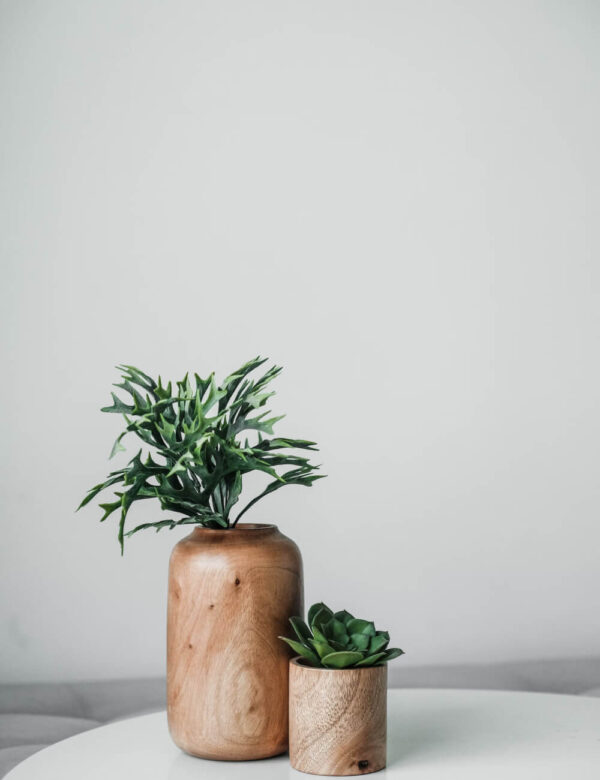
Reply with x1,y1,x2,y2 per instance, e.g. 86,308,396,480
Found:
279,602,404,669
78,357,324,552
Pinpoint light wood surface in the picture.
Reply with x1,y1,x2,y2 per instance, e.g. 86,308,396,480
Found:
167,523,303,760
289,658,387,776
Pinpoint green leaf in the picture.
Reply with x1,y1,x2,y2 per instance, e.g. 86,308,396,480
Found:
219,357,268,411
311,625,329,643
350,633,370,651
249,364,283,394
202,374,226,414
346,618,376,636
355,652,387,667
231,413,285,437
321,651,363,669
116,365,157,394
333,610,354,626
312,609,335,635
125,519,179,537
101,393,133,414
244,390,275,409
308,602,333,627
261,437,319,451
209,514,229,528
311,626,337,658
369,633,390,654
290,617,312,644
77,472,125,510
312,641,336,659
223,471,243,516
155,376,173,400
98,499,121,522
79,357,325,550
324,618,349,644
233,467,319,526
156,415,176,444
109,432,127,459
384,648,405,661
166,453,193,478
279,637,319,665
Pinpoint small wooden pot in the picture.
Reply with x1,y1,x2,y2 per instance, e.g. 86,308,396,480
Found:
289,657,387,776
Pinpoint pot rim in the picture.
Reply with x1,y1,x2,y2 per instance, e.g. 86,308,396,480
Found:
290,657,387,673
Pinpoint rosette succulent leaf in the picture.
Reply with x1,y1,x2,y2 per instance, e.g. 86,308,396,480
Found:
279,602,404,669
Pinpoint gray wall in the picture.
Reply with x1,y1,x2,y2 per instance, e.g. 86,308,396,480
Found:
1,1,599,683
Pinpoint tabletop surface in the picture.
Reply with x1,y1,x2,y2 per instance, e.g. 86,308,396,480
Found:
6,689,600,779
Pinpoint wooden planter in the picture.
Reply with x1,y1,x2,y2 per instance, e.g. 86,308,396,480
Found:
289,658,387,776
167,524,303,760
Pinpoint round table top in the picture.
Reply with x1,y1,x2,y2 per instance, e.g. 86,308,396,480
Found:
6,689,600,779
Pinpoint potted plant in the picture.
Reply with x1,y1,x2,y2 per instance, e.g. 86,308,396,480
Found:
78,358,324,760
280,602,404,776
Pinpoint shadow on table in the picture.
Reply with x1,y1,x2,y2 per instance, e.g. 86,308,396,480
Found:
387,704,478,769
167,749,288,780
386,696,537,771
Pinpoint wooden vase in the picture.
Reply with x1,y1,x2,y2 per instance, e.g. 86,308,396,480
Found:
167,523,303,760
289,658,387,776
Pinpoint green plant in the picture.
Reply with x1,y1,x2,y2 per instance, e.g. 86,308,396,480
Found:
279,602,404,669
78,357,324,552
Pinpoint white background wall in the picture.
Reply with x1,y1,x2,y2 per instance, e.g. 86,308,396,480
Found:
1,0,599,683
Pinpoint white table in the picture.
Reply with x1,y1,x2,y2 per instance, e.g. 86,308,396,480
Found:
6,689,600,779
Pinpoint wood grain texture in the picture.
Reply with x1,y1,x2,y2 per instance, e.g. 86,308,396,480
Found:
289,658,387,776
167,523,303,760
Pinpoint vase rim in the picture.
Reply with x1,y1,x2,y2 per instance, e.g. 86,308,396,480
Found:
190,522,277,535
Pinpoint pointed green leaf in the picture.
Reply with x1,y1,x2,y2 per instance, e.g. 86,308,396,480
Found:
223,471,243,516
311,626,337,658
334,610,354,626
321,651,363,669
98,499,121,522
350,633,370,651
384,648,405,661
116,364,156,393
290,617,312,644
202,374,226,413
279,637,319,665
109,432,127,459
346,618,376,636
81,357,325,550
125,519,178,537
77,473,124,510
308,602,333,627
166,453,192,478
355,652,387,667
101,392,133,414
369,633,390,654
312,641,336,659
324,618,349,644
